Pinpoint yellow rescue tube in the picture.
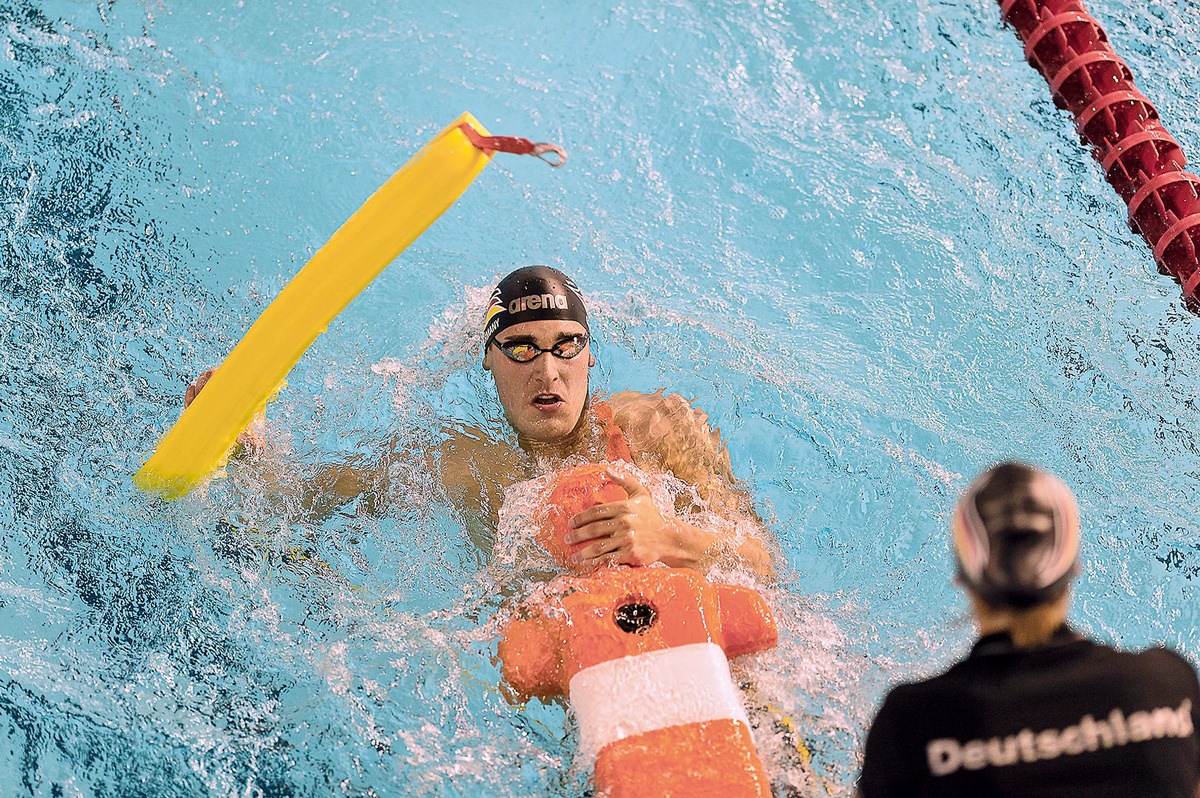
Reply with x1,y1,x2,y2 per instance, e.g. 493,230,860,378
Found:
135,112,495,499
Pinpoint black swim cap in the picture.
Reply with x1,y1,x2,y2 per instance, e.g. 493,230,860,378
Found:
482,266,589,349
951,462,1081,609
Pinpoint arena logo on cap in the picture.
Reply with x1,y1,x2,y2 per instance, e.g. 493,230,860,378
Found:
509,293,569,314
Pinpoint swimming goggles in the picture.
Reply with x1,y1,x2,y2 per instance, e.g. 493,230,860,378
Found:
492,334,589,363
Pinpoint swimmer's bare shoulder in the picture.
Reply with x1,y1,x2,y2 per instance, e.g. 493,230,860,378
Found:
608,389,776,578
434,424,525,550
608,389,748,515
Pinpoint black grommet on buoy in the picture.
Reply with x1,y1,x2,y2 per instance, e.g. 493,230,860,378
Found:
614,602,657,634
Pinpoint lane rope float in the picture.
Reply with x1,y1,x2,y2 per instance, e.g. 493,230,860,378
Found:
135,112,564,499
996,0,1200,305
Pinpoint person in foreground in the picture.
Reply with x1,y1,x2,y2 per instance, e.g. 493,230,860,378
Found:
187,265,774,580
858,461,1200,798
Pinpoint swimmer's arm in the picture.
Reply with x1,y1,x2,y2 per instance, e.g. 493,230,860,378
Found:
304,455,394,516
428,426,517,554
428,424,529,555
672,472,776,579
185,369,392,517
566,470,776,580
663,513,775,579
608,390,778,579
236,442,394,518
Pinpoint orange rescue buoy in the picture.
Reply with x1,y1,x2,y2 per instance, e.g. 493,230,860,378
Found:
539,464,629,573
498,567,778,798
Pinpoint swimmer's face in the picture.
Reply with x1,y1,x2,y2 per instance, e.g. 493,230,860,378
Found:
483,320,594,443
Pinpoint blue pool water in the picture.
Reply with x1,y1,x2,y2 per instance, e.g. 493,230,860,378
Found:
2,0,1199,794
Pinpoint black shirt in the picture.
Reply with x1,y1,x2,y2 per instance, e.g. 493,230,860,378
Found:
859,627,1200,798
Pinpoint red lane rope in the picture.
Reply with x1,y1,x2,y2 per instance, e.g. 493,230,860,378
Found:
458,122,567,167
998,0,1200,307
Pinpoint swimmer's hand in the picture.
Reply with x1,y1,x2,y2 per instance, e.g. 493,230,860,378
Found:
564,469,773,577
564,470,684,569
184,367,265,455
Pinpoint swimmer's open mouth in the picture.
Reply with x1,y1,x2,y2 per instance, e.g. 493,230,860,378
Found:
533,393,564,408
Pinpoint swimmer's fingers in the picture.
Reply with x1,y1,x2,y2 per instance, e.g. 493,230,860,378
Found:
604,468,651,499
604,470,662,524
183,367,218,408
573,530,634,568
567,501,627,532
566,518,630,546
567,472,650,531
183,367,265,455
572,541,615,567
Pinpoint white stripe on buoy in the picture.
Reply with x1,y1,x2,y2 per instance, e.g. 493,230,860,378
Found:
567,642,749,764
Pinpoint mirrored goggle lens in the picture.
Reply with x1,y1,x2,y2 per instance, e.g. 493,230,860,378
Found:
551,336,587,359
496,335,587,362
499,342,539,362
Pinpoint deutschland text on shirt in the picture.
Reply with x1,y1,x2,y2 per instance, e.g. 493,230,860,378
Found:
926,699,1195,777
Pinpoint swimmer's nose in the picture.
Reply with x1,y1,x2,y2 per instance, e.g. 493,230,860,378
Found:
530,350,562,382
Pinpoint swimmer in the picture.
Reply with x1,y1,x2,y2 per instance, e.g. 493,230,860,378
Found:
858,462,1200,797
187,265,775,579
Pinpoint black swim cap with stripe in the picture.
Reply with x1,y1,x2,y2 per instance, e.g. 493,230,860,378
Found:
482,266,589,349
951,462,1081,609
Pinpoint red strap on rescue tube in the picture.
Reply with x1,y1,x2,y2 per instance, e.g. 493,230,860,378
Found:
458,122,567,167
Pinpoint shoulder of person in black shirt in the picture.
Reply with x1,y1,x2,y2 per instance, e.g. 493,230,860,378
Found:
862,632,1200,798
858,462,1200,798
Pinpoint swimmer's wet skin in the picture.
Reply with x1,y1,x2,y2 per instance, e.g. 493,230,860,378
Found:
858,462,1200,798
178,263,776,579
476,266,776,580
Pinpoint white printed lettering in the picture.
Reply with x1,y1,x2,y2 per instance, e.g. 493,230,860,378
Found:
1128,711,1151,742
1017,729,1037,762
507,293,569,316
1151,706,1180,738
962,740,988,770
1060,725,1085,755
925,700,1196,777
927,739,962,776
1036,729,1061,759
1079,715,1111,750
1109,708,1129,745
985,736,1019,766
